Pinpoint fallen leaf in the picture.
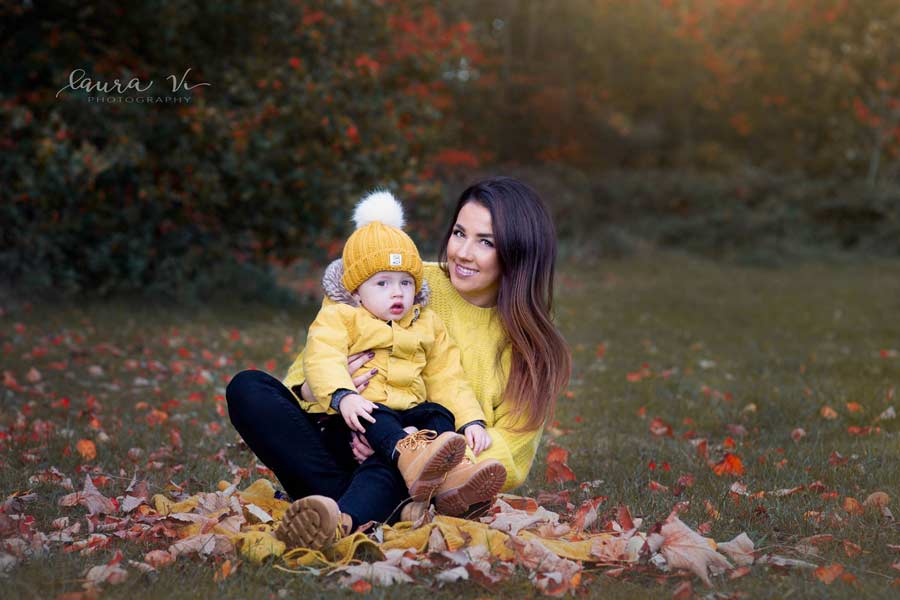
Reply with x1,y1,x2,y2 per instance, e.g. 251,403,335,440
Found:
434,565,469,582
484,499,560,535
842,497,864,516
337,561,413,586
649,417,673,437
59,475,116,515
168,533,234,558
76,439,97,461
718,532,754,566
820,406,838,419
26,367,42,383
144,550,174,568
730,565,752,579
758,554,817,569
791,428,806,442
863,491,890,508
213,558,239,581
650,514,732,586
545,445,576,484
648,480,669,493
877,406,896,421
843,540,861,558
84,553,128,590
572,496,605,531
814,563,844,584
712,453,744,477
672,580,693,599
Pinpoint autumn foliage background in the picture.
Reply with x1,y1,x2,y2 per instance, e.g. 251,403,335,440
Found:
2,0,900,297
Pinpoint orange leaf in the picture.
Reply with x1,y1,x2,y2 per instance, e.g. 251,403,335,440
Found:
649,417,673,437
213,558,239,582
76,439,97,461
814,563,844,584
545,445,576,484
712,453,745,477
843,540,862,557
820,406,838,420
845,402,863,413
350,579,372,593
648,480,669,493
842,497,864,515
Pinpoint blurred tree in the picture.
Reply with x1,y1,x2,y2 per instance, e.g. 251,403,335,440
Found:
0,0,479,296
444,0,900,180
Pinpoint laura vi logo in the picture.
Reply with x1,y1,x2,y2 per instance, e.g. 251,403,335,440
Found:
56,68,210,104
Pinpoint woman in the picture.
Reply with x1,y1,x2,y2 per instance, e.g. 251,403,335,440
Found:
226,176,570,548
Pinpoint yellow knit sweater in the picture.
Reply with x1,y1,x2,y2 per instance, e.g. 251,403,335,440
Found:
284,262,543,491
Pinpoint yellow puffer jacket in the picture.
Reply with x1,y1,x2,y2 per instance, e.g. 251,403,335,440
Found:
290,260,486,431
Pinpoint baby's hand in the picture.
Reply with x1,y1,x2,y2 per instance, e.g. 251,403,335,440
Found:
464,424,492,455
339,394,377,433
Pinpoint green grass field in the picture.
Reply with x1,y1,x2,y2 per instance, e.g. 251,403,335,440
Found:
2,252,898,599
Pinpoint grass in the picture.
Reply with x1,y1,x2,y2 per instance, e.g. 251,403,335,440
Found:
2,251,898,599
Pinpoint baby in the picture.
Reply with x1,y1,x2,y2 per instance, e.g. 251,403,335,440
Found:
301,190,507,509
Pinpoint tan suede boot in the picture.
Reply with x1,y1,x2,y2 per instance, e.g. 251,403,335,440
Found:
395,430,467,501
434,458,506,516
399,500,429,523
274,495,352,550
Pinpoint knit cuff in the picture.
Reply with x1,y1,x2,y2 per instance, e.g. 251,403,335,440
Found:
330,388,355,411
457,420,486,434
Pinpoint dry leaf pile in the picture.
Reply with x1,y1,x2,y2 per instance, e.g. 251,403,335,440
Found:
3,471,861,597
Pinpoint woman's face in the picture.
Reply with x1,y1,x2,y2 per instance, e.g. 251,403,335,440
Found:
446,201,501,307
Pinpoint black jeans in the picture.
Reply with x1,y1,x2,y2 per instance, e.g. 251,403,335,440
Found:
225,369,451,529
363,403,456,463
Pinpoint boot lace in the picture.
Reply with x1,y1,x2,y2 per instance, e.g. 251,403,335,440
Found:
395,429,438,453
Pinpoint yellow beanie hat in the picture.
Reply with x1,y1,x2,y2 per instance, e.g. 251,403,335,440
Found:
341,190,423,293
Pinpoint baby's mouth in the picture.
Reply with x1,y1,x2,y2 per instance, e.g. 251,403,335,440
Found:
390,302,404,312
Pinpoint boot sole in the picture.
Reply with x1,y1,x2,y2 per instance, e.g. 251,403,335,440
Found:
434,460,506,516
406,434,467,501
274,495,340,550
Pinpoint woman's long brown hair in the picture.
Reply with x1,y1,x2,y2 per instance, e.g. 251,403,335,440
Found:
438,177,571,431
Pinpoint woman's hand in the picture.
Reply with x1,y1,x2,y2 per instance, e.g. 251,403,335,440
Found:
351,426,416,463
299,350,377,402
350,432,375,463
464,424,492,455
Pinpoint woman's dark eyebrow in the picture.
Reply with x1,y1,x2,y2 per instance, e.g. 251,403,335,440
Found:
454,223,493,238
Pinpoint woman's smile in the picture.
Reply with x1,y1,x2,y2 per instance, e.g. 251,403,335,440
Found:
454,263,478,277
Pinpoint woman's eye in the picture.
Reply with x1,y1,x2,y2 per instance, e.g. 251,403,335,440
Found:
480,239,494,248
452,229,464,238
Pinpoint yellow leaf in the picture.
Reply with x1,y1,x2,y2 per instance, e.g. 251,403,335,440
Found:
236,531,285,564
152,494,173,515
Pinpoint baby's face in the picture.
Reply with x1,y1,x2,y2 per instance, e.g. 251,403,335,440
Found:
353,271,416,321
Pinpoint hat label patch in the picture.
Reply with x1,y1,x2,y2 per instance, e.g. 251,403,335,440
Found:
389,253,402,266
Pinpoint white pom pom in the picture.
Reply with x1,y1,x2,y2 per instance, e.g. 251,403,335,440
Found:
352,190,405,230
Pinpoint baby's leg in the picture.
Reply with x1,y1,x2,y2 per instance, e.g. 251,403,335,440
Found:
360,405,409,462
400,402,456,436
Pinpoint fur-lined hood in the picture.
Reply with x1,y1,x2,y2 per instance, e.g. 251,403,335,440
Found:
322,258,431,307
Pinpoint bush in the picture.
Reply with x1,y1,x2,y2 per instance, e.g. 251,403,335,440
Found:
1,1,478,298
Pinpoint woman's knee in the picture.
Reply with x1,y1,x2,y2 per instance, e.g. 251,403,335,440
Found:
226,369,278,414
